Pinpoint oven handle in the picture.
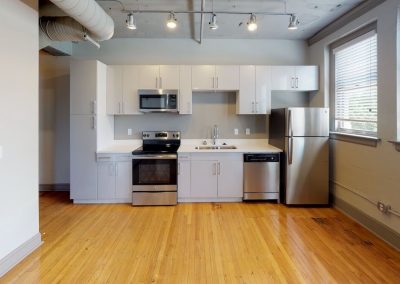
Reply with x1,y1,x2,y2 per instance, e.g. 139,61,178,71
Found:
132,154,177,160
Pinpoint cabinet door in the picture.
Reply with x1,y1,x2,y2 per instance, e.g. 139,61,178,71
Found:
192,65,215,91
217,160,243,198
98,162,116,199
122,66,142,115
159,65,179,90
115,161,132,200
179,65,192,114
106,65,123,115
138,65,159,89
215,65,239,90
70,60,97,115
178,160,191,198
190,160,218,198
238,65,255,114
270,66,295,90
295,66,319,91
255,66,272,114
70,115,98,200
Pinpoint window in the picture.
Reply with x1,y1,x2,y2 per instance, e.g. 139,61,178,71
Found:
332,29,378,137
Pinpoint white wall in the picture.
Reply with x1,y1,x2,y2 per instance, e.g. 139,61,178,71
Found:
39,52,70,185
0,0,40,267
309,0,400,234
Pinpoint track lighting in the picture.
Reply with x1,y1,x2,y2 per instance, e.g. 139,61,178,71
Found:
166,12,177,29
126,13,136,30
288,14,299,30
247,14,257,32
209,14,218,30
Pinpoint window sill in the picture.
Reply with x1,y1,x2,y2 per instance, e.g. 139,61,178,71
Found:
388,140,400,152
330,132,380,147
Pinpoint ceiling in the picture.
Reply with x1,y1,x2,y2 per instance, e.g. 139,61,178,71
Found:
40,0,365,40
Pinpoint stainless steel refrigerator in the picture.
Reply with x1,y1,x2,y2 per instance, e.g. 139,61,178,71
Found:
269,107,329,205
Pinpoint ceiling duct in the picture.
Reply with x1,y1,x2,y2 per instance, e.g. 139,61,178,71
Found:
40,0,114,49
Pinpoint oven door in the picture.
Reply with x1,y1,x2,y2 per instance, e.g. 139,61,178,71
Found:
132,154,177,192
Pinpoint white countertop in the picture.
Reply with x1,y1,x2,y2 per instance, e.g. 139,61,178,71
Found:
97,139,282,154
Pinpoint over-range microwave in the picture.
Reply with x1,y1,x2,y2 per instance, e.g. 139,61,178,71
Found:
139,89,178,113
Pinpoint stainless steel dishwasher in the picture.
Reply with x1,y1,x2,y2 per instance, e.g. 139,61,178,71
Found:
243,153,280,201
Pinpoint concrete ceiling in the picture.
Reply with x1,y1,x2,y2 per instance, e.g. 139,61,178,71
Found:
40,0,364,40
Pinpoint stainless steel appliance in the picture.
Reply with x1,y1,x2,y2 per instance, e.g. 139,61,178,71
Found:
139,89,178,113
132,131,180,205
243,153,280,201
269,107,329,205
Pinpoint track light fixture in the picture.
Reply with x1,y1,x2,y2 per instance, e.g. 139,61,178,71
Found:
288,14,299,30
209,14,218,30
166,12,177,29
247,14,257,32
126,13,136,30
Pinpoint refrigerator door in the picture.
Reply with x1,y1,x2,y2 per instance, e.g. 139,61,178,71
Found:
285,136,329,205
285,108,329,137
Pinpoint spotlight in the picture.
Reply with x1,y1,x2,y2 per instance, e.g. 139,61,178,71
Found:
247,14,257,32
288,14,299,30
209,14,218,30
126,13,136,30
166,12,177,29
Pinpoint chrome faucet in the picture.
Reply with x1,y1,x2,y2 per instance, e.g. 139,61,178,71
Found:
212,124,219,145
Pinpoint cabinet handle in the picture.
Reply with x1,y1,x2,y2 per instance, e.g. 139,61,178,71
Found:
91,100,96,114
252,101,255,113
216,77,219,89
255,101,259,113
118,102,121,114
295,77,299,88
156,77,158,89
122,102,124,114
217,162,221,175
290,77,294,88
160,77,162,89
92,116,96,129
212,163,216,175
212,77,215,89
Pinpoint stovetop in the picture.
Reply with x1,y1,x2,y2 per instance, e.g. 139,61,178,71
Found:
132,131,181,155
132,146,179,155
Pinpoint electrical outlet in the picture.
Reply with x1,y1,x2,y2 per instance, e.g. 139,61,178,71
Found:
377,201,391,214
234,128,239,135
245,128,251,135
128,128,132,136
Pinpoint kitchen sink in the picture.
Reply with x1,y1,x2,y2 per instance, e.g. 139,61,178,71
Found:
195,145,237,150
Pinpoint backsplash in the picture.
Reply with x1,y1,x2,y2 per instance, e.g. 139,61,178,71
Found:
114,91,309,139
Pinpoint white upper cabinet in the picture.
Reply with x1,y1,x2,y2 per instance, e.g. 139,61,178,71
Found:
138,65,179,90
192,65,239,91
106,65,123,115
179,65,192,114
270,66,319,91
70,60,97,115
238,65,271,114
192,65,215,91
122,66,141,114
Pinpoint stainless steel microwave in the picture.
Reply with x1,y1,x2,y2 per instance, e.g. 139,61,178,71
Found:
139,89,178,113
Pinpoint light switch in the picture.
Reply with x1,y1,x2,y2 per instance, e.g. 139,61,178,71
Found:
128,129,132,136
246,128,251,135
234,128,239,135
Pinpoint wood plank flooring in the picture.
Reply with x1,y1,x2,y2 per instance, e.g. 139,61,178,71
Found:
1,192,400,283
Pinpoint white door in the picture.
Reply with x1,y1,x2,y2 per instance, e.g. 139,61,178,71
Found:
238,65,255,114
179,65,192,114
191,65,215,91
295,66,319,91
215,65,240,90
115,161,132,199
123,66,142,115
270,66,295,90
70,115,98,200
106,65,123,115
178,160,191,198
255,66,272,114
190,160,218,198
138,65,159,89
98,162,116,200
159,65,179,89
217,160,243,198
70,60,97,115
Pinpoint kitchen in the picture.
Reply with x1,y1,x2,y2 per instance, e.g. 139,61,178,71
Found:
1,0,400,282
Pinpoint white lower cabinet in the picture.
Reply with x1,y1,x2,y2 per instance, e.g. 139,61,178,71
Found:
98,162,116,199
115,161,132,199
178,153,243,202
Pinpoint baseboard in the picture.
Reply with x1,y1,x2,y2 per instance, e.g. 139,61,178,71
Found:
0,233,42,277
178,197,243,203
39,183,70,192
73,199,131,204
334,197,400,251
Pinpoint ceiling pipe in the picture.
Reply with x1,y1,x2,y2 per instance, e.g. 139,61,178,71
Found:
199,0,205,44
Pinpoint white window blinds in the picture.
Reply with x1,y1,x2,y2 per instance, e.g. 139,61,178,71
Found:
333,30,377,136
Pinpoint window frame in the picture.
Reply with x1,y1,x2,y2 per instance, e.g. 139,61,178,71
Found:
329,21,380,146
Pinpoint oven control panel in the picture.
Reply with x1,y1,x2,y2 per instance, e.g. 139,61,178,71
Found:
142,131,180,140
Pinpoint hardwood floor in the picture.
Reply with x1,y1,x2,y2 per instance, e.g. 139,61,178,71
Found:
2,192,400,283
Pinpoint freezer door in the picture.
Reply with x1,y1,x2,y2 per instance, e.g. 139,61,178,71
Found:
285,137,329,205
285,108,329,137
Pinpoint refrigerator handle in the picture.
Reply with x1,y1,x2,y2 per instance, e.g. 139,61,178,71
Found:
288,109,293,165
